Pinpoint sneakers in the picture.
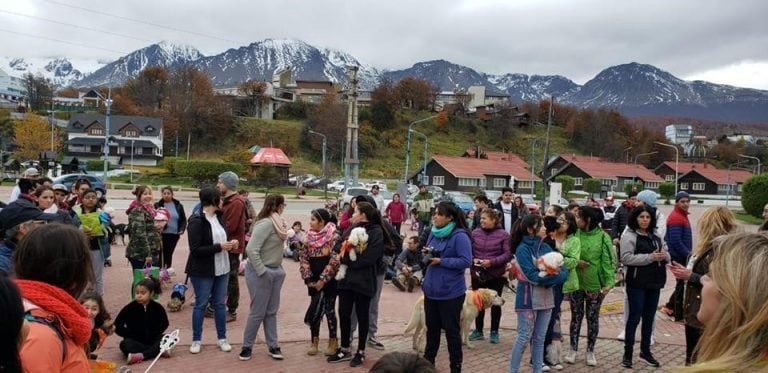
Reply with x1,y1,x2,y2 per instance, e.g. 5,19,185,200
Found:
489,330,500,344
227,312,237,322
126,353,144,365
217,339,232,352
639,352,661,368
392,277,406,291
586,351,597,366
238,347,252,361
468,330,485,341
367,336,385,350
622,353,633,369
617,330,626,341
268,346,284,360
564,349,577,364
350,351,365,367
327,349,352,363
189,341,201,354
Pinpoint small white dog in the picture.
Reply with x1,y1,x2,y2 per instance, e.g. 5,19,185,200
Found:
537,252,564,277
335,227,368,281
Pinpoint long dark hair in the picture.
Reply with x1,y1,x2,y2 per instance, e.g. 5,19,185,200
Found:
561,211,578,236
434,201,468,231
627,205,658,234
79,292,112,327
311,208,338,227
355,202,393,249
509,214,542,256
256,194,285,220
0,274,23,373
578,206,604,232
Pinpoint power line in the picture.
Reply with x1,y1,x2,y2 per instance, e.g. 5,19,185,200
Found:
0,9,154,43
41,0,243,44
0,28,129,55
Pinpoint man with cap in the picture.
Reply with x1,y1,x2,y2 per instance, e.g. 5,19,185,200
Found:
412,184,434,237
216,171,248,322
661,191,691,320
9,167,40,202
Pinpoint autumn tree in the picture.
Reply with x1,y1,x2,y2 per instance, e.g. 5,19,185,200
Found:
304,93,346,161
394,77,435,111
368,78,397,130
237,80,269,117
55,87,80,98
13,114,57,160
123,66,169,110
23,73,53,112
0,110,14,159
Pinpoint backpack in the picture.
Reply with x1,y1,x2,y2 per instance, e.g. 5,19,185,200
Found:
25,312,68,362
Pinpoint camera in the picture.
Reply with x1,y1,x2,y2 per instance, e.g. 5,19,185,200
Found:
422,246,440,265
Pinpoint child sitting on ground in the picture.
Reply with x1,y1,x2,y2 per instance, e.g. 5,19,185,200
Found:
392,236,424,292
114,277,170,365
81,293,115,360
284,221,307,261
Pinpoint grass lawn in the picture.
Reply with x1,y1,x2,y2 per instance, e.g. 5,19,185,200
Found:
734,211,763,226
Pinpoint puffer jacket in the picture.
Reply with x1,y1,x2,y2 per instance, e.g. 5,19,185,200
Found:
513,235,568,310
470,225,512,279
575,227,615,292
422,227,472,300
561,235,582,293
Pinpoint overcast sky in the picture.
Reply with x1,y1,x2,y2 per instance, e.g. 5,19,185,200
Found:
2,0,768,89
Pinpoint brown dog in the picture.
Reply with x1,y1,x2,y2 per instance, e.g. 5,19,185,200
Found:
403,288,505,352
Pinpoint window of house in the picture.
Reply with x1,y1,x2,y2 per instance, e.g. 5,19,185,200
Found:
89,128,104,136
124,129,138,137
601,179,614,186
432,176,444,186
665,175,674,182
718,184,729,192
493,178,506,188
738,184,743,192
693,182,705,191
458,178,477,187
518,180,532,190
478,178,486,187
680,182,688,190
550,167,558,176
574,177,583,186
646,182,659,189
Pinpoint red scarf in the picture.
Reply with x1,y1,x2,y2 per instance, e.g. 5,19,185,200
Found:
307,222,337,250
15,279,92,346
126,200,156,217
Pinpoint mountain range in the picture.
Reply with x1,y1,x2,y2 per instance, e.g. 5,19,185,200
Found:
3,38,767,122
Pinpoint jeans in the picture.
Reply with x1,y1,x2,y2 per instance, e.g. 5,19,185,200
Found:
161,233,181,268
242,265,285,349
470,276,505,332
424,294,464,372
89,247,104,296
624,287,660,356
339,289,371,351
508,309,552,373
99,235,111,261
190,274,229,341
666,255,688,320
544,283,564,346
227,252,240,314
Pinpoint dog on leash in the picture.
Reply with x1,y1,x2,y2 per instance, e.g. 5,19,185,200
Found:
403,288,505,352
112,223,130,245
167,282,188,312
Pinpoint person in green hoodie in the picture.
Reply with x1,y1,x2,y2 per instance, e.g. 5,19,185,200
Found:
564,206,615,367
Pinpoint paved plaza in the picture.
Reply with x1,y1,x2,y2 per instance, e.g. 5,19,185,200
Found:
8,186,752,372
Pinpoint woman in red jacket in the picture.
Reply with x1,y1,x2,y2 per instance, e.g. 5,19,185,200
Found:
385,193,407,235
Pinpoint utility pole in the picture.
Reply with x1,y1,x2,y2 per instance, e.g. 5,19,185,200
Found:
343,66,359,189
530,138,538,196
102,87,112,184
540,96,553,210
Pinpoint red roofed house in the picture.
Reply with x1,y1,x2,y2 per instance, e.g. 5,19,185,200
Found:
654,161,709,183
250,147,292,184
677,164,753,195
409,154,540,193
547,155,664,193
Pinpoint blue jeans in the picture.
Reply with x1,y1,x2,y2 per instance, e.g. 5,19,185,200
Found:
509,309,552,373
190,274,229,341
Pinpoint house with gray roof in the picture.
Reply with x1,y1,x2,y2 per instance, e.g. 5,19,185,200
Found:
65,113,163,166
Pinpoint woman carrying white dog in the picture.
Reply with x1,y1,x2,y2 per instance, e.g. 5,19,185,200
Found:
327,202,388,368
421,202,472,373
508,214,568,373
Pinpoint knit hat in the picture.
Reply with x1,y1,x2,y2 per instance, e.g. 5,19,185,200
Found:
637,190,657,208
675,191,690,202
218,171,239,190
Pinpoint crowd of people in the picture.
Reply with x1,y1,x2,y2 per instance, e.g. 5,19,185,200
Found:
1,170,768,373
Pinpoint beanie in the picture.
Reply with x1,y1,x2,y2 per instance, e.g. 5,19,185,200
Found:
637,190,657,208
218,171,239,191
675,191,690,202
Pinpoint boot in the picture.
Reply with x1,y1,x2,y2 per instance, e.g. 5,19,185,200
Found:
307,337,319,356
325,337,339,356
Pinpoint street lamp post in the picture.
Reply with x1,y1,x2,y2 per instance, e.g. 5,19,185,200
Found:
725,161,743,208
130,139,135,183
410,129,428,184
623,146,632,164
633,151,658,186
739,154,761,175
308,129,327,198
654,141,679,196
102,88,113,184
529,139,539,196
404,115,437,183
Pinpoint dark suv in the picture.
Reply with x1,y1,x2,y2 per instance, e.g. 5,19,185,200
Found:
52,174,107,197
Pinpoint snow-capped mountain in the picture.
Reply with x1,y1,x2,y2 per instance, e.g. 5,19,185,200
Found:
383,59,506,95
487,73,580,102
74,41,204,87
0,56,104,87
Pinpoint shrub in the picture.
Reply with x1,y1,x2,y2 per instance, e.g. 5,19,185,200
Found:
741,174,768,217
624,181,643,195
162,157,179,174
86,159,106,172
659,182,676,202
583,178,602,196
175,160,243,186
554,175,574,193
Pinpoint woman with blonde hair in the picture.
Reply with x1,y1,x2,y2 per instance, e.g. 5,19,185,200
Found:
673,233,768,372
668,206,739,365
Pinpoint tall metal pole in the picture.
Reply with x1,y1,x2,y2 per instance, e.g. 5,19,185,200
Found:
540,96,553,210
654,141,679,196
344,66,360,189
739,154,761,175
530,139,538,196
102,87,112,184
633,151,658,186
308,130,327,178
49,100,55,152
130,139,135,183
403,115,437,183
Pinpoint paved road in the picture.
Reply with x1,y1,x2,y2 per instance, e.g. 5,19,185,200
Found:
3,184,758,372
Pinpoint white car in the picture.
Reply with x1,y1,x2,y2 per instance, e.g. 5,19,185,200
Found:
365,180,388,191
328,180,365,192
341,187,370,209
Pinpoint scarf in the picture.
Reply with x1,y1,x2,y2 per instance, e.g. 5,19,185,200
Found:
271,212,288,240
431,221,456,238
306,222,337,250
15,279,91,346
125,199,156,217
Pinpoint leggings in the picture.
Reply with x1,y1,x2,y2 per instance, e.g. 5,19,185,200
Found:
309,291,338,339
569,290,605,352
338,289,371,352
161,233,180,268
470,276,505,332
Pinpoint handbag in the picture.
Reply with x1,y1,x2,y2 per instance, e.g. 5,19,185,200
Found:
132,265,160,300
304,291,325,326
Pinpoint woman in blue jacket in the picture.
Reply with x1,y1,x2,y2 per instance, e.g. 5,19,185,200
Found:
508,214,568,373
421,202,472,373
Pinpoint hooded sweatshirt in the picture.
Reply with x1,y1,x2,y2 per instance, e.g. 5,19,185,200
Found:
513,235,568,310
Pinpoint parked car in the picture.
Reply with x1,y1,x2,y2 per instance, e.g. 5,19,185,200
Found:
53,174,107,197
426,186,444,202
379,190,393,211
521,195,540,215
328,180,365,192
480,190,502,203
304,177,332,188
365,180,388,191
442,191,474,213
340,187,370,209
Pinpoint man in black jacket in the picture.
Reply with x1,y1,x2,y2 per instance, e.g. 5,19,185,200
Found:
493,187,518,235
611,191,638,245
